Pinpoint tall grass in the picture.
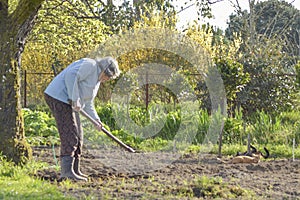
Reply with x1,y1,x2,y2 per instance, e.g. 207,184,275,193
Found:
23,104,300,155
248,110,300,145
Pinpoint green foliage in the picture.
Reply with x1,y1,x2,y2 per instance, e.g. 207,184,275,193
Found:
197,57,250,113
22,108,59,146
25,15,106,69
93,103,300,150
186,24,249,113
224,0,299,115
264,144,300,158
128,106,151,126
237,36,297,114
18,0,300,153
23,108,57,137
96,103,116,130
254,0,300,61
112,129,144,148
22,0,108,106
193,109,210,144
279,110,300,125
209,143,248,156
294,62,300,110
83,127,108,148
204,143,300,159
90,0,177,33
22,0,179,107
133,0,177,29
155,111,181,140
138,138,170,151
223,109,244,144
23,103,300,151
249,110,290,145
226,0,300,61
95,103,181,148
8,0,18,14
215,58,250,105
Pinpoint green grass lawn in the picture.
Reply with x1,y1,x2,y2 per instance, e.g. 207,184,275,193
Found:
0,157,75,200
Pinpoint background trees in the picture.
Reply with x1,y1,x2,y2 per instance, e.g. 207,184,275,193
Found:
22,0,300,115
22,0,178,105
226,0,300,64
225,0,299,114
1,0,299,163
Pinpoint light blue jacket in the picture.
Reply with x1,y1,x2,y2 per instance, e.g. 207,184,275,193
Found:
45,58,102,121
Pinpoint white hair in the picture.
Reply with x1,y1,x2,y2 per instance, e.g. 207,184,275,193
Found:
95,57,121,79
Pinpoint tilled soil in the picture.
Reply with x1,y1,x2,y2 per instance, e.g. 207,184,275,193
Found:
33,146,300,199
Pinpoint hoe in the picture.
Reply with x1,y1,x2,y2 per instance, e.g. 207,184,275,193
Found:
80,109,136,153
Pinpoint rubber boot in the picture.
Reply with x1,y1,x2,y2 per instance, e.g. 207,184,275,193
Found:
74,156,88,178
60,156,87,181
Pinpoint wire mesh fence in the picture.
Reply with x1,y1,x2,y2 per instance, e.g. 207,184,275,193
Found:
21,70,188,109
21,71,55,107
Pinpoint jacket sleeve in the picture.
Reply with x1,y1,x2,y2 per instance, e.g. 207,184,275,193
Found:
65,60,97,102
82,81,101,121
83,100,100,122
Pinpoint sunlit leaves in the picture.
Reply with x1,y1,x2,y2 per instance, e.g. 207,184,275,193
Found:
24,0,108,70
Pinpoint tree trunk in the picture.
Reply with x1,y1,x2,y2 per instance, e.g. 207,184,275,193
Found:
133,0,141,20
107,0,113,6
0,0,43,164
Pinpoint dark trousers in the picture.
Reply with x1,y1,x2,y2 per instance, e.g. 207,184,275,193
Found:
44,93,83,157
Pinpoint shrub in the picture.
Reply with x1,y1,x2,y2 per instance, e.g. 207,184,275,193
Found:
223,109,244,144
23,108,59,146
96,103,117,130
194,109,210,144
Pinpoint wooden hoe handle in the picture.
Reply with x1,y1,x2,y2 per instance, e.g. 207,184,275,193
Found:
80,110,136,153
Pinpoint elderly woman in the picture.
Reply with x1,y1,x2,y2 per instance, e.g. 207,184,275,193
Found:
44,57,120,181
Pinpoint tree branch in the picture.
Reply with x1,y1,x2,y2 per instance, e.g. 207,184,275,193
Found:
11,0,43,27
81,0,98,18
177,3,195,14
208,0,225,4
228,0,243,16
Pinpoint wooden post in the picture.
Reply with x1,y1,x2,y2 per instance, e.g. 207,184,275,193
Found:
246,123,251,154
145,71,149,110
218,120,225,158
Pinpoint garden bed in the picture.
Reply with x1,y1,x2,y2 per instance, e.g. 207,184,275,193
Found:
33,146,300,199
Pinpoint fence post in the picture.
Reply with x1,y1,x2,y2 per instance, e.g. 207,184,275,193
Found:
247,130,251,154
218,120,225,158
145,71,149,110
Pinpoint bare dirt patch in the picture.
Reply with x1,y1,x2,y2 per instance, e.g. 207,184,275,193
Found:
33,146,300,199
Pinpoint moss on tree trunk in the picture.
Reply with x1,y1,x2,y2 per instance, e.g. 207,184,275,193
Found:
0,0,43,164
0,37,32,164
